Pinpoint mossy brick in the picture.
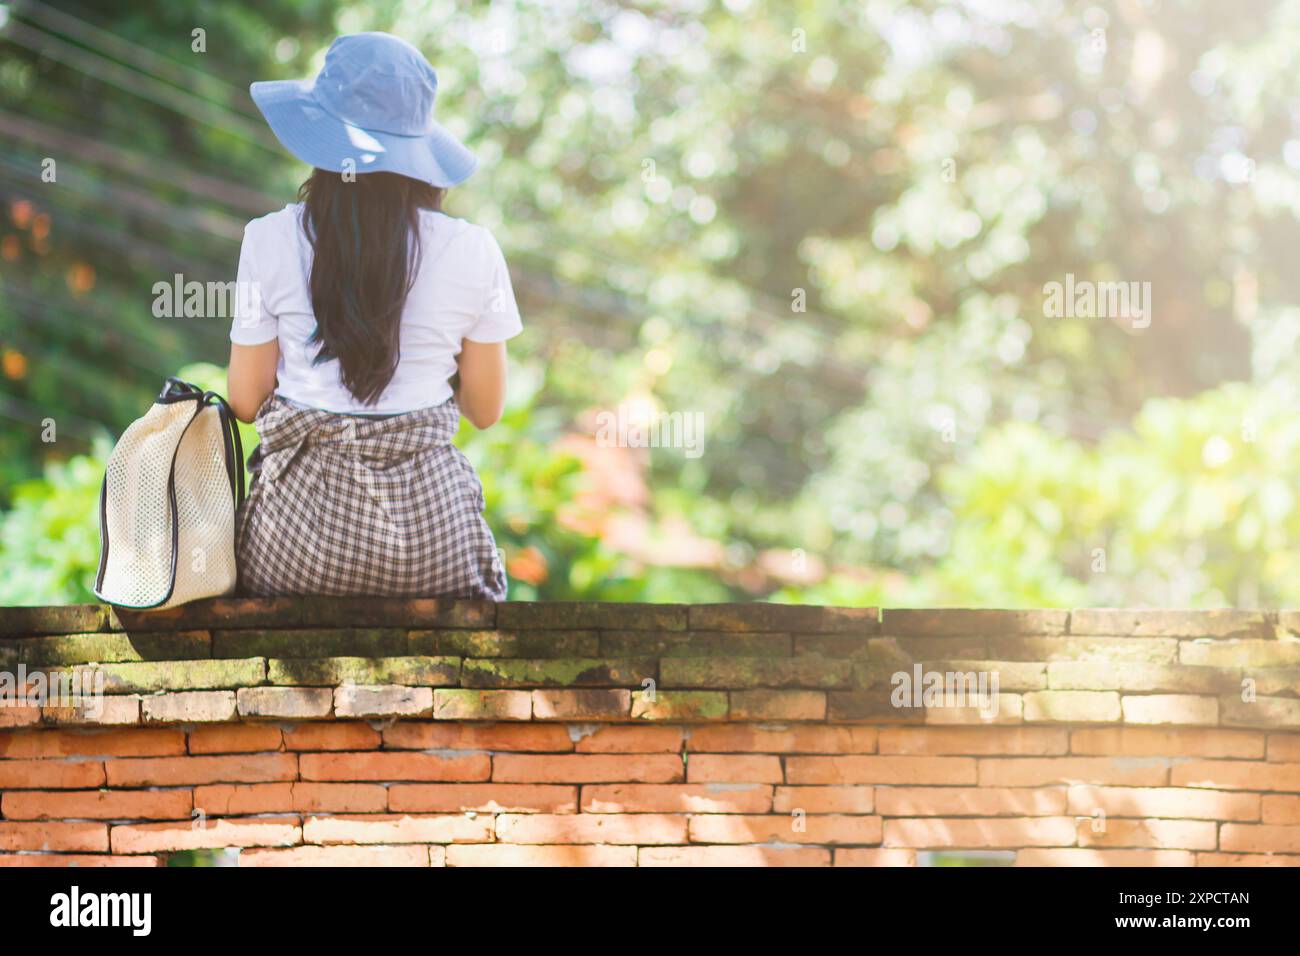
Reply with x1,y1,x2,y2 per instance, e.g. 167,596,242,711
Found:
631,689,728,721
659,657,853,690
1072,609,1272,639
795,635,873,659
267,656,461,687
985,636,1178,664
689,604,877,634
1180,640,1300,669
409,629,599,658
828,687,927,724
434,688,531,720
730,689,827,721
1219,696,1300,729
867,637,987,664
924,661,1047,693
298,597,494,629
1252,670,1300,696
0,641,17,670
532,689,632,720
108,598,305,632
460,658,656,688
498,602,687,631
0,605,108,637
213,628,406,659
237,686,333,719
601,630,792,658
1048,661,1241,694
881,609,1067,636
14,631,211,666
46,658,265,694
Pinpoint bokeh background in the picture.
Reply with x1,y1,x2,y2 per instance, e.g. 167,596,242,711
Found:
2,0,1299,608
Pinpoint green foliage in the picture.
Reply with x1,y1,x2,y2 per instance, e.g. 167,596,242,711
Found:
0,439,107,605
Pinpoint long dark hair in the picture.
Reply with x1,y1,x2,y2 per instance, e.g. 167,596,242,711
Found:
297,169,445,405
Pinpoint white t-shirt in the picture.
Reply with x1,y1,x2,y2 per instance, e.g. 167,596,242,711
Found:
229,203,522,414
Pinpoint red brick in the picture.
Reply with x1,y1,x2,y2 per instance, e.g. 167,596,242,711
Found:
1268,734,1300,762
1071,727,1264,759
834,848,917,866
44,696,142,726
390,784,578,814
773,786,873,814
1262,795,1300,824
0,821,109,852
0,854,161,867
1195,852,1300,866
0,759,105,789
1220,823,1300,853
978,758,1168,788
686,754,783,784
584,784,772,814
1,789,191,821
446,844,636,867
0,706,42,728
686,724,877,754
1170,760,1300,792
282,722,381,751
640,846,830,867
111,819,301,853
729,690,826,721
1068,785,1259,821
496,812,686,845
382,722,571,752
884,817,1075,848
1077,818,1216,850
302,813,492,844
1017,848,1195,866
194,782,387,815
492,754,683,783
188,724,284,755
106,753,298,787
689,813,882,845
240,845,431,867
0,727,185,758
878,727,1067,756
875,787,1066,817
786,756,976,786
573,726,683,754
300,751,489,783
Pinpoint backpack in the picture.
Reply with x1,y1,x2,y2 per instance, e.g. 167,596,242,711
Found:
94,378,246,609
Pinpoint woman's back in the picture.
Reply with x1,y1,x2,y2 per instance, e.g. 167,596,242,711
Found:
231,204,521,415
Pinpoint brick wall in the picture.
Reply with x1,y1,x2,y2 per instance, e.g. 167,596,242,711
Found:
0,600,1298,867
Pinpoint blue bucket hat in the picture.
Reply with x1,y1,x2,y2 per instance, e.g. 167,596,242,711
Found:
250,32,477,188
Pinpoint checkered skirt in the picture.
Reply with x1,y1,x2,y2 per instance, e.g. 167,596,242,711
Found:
235,395,506,599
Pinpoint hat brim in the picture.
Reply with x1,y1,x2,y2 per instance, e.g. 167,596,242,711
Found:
250,79,478,188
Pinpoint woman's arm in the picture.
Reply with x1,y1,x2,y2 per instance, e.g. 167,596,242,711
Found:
228,341,280,423
455,339,508,429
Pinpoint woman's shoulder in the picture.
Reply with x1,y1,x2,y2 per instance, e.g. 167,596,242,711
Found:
244,203,305,242
421,210,505,259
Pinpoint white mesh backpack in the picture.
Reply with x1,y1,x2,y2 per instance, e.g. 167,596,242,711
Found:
94,378,246,609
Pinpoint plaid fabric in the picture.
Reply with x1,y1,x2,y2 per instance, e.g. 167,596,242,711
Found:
235,395,506,599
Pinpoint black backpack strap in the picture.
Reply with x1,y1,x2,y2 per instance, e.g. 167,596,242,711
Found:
203,391,246,507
